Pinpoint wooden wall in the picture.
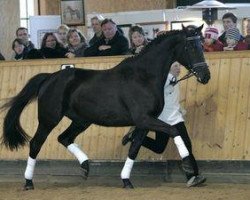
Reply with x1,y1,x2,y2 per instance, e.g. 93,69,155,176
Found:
0,0,20,60
0,51,250,161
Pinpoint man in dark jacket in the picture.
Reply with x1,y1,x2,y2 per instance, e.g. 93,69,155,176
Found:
16,27,35,52
89,15,104,46
0,51,5,60
85,18,129,57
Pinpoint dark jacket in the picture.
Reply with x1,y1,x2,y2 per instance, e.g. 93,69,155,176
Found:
0,52,5,60
89,33,103,46
84,31,129,57
68,43,88,57
25,41,35,52
40,47,68,58
26,47,68,59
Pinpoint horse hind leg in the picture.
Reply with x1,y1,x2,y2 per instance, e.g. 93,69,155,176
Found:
24,121,60,190
57,121,91,178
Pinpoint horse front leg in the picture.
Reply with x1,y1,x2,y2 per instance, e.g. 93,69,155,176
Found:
121,129,148,189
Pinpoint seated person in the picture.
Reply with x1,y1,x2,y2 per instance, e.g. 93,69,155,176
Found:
57,24,70,48
203,27,223,52
244,35,250,49
223,28,248,51
27,32,69,59
40,32,69,58
66,28,88,58
128,25,149,55
218,13,244,45
0,51,5,60
89,15,104,46
16,27,35,52
84,18,129,57
11,38,27,60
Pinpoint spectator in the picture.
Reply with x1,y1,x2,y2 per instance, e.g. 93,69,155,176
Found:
246,19,250,36
57,24,70,48
203,27,223,52
245,35,250,49
0,51,5,60
245,19,250,49
218,13,244,45
40,32,69,58
128,25,149,55
223,27,248,51
66,28,88,58
16,27,35,52
89,15,104,46
84,18,129,57
11,38,27,60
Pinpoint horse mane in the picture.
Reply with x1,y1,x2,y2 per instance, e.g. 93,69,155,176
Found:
120,29,184,65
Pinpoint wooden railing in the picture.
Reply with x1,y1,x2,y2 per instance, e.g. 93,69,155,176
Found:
0,51,249,161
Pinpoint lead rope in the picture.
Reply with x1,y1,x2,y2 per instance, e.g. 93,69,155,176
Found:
170,71,194,86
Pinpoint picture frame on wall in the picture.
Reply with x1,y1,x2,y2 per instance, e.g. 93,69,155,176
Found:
61,0,85,26
137,22,168,39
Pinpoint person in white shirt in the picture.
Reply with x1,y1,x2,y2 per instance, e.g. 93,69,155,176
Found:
122,61,206,187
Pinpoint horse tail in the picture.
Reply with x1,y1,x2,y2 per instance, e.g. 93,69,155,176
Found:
1,73,50,150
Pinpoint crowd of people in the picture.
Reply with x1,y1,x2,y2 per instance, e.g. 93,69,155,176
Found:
0,12,250,61
203,12,249,52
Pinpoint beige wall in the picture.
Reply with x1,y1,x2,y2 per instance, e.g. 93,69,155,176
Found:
0,0,20,60
39,0,176,15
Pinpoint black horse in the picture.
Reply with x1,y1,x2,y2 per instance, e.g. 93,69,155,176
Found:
1,25,210,190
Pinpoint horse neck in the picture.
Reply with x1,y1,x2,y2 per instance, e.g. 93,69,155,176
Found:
136,34,182,85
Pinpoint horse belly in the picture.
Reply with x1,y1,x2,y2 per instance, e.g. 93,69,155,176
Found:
70,94,132,126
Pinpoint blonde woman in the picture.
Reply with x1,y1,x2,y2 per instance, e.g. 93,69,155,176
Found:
66,28,88,58
57,24,70,48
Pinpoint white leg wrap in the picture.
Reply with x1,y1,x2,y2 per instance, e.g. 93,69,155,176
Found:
24,157,36,180
121,157,134,179
67,143,88,164
174,136,190,159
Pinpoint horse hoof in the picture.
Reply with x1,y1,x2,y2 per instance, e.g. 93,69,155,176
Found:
23,179,34,190
122,179,134,189
80,160,89,179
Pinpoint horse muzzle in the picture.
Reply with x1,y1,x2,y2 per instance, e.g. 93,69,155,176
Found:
195,63,210,84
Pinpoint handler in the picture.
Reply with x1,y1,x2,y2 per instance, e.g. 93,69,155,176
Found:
122,61,206,187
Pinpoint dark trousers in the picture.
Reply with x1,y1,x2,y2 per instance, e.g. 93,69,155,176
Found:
132,122,199,179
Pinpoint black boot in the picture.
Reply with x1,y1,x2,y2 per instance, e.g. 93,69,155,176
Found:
182,156,206,187
186,175,206,187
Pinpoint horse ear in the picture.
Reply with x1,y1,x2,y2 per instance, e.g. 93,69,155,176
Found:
196,24,204,33
182,24,186,30
182,24,188,33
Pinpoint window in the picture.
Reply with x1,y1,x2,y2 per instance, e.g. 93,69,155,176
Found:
19,0,37,29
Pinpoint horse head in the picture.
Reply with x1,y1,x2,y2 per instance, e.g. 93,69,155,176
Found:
175,24,210,84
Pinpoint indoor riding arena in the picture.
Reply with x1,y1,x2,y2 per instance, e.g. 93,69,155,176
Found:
1,1,250,200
